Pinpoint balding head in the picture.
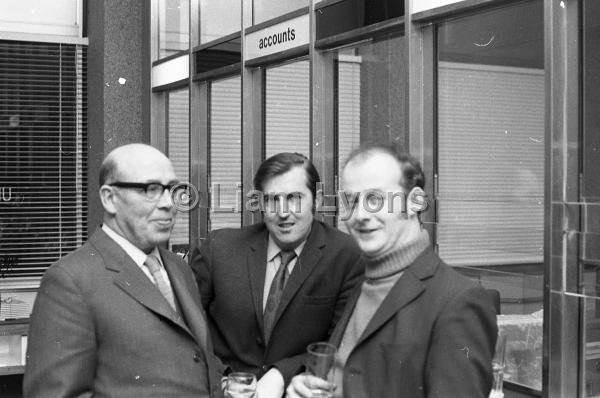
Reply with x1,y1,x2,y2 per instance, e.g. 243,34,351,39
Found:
99,144,169,186
98,143,178,252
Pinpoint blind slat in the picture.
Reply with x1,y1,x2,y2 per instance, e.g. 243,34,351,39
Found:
0,41,87,278
437,62,544,266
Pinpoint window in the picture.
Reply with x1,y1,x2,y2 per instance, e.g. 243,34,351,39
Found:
159,0,189,58
167,88,189,254
265,60,310,159
436,0,544,391
0,41,87,279
210,76,242,230
253,0,308,25
200,0,241,44
336,35,407,230
582,0,600,395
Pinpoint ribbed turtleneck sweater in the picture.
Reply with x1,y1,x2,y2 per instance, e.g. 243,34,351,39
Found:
332,228,430,398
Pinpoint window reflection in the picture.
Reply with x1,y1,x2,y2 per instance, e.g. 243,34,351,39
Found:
582,1,600,395
436,0,544,391
200,0,241,44
253,0,308,25
159,0,189,58
336,35,406,230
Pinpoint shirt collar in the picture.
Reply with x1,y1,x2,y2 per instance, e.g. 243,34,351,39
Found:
102,224,162,267
266,234,307,262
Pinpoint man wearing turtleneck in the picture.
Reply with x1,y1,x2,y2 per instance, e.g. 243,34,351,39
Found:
287,145,498,398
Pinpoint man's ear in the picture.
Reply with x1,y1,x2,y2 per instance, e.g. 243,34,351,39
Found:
99,185,118,215
314,189,324,214
407,187,428,217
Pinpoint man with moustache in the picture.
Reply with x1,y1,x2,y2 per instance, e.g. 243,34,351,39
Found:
24,144,225,398
191,152,363,398
286,146,497,398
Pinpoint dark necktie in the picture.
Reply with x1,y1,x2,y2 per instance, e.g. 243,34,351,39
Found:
263,250,297,343
144,254,177,312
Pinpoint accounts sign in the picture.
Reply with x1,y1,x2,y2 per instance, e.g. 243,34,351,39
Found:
245,13,309,61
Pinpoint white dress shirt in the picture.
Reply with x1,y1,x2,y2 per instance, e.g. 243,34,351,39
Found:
262,235,306,311
101,224,173,290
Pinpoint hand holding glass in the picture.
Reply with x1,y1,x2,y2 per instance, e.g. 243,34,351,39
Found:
224,372,257,398
305,342,336,398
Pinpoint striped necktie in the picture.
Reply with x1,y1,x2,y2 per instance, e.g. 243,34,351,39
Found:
144,254,177,312
263,250,296,343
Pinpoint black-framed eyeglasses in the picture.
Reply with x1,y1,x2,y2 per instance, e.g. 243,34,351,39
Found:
109,181,185,202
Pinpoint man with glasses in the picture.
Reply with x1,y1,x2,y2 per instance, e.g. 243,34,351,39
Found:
190,152,363,398
24,143,225,398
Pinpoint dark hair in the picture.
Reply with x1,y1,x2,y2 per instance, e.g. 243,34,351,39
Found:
344,144,425,192
254,152,320,200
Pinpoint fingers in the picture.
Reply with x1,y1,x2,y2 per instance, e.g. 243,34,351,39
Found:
285,374,333,398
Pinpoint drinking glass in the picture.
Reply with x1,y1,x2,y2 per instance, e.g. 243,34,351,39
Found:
490,333,507,398
224,372,257,398
305,342,337,397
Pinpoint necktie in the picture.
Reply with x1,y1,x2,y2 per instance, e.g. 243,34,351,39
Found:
263,250,297,343
144,254,177,312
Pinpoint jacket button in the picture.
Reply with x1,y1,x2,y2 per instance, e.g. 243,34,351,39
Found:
193,352,201,362
256,337,263,346
262,365,268,372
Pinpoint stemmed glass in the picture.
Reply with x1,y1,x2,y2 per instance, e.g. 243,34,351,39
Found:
224,372,257,398
305,342,337,398
490,333,507,398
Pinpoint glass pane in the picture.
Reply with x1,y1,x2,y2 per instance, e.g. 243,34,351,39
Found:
253,0,308,25
457,266,543,390
159,0,189,58
265,60,310,159
210,76,242,230
0,42,87,278
167,89,190,255
436,1,544,392
583,0,600,200
200,0,241,43
336,35,407,231
436,0,544,266
584,295,600,396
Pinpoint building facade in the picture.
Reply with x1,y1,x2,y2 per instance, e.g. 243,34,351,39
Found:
0,0,599,397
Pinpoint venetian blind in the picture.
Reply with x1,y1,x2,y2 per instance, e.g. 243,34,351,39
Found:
210,76,241,230
265,60,310,159
167,88,189,247
0,40,87,278
437,61,544,266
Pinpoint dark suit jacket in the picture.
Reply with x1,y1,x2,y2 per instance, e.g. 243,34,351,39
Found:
331,248,497,398
24,229,225,398
190,220,363,385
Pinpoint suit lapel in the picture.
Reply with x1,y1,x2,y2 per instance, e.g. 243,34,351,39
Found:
161,248,221,395
160,248,208,350
355,248,440,347
330,284,362,347
272,221,325,332
247,229,269,333
90,230,194,339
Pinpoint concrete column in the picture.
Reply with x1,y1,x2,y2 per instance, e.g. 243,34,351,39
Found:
86,0,151,233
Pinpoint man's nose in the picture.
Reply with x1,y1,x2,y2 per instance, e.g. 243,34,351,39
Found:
275,199,290,218
354,196,371,220
156,187,174,209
